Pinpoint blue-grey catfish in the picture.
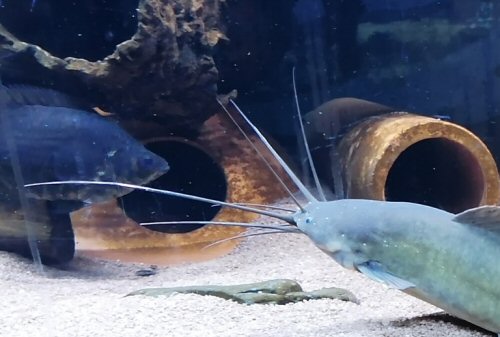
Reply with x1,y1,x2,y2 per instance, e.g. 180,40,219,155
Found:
25,97,500,334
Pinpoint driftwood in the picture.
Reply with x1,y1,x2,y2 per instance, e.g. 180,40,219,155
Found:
0,0,226,130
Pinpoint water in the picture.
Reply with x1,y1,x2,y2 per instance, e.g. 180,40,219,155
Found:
0,0,496,285
0,2,498,337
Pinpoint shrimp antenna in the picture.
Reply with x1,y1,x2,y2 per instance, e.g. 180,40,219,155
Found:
218,100,305,211
24,181,296,224
292,67,326,201
229,100,317,203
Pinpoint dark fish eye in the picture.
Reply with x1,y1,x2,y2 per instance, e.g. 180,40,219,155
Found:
139,156,155,168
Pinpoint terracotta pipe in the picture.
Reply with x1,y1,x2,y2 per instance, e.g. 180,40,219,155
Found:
305,99,500,213
339,113,500,212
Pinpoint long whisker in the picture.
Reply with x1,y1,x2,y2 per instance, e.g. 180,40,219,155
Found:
229,99,317,204
292,67,326,201
203,229,299,249
140,220,300,232
218,100,305,211
24,181,297,224
234,202,297,213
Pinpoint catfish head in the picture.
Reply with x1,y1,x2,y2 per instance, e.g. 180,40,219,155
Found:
294,199,378,270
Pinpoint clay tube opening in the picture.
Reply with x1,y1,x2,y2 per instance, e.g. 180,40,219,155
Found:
385,138,485,213
0,0,139,60
118,138,227,234
337,113,500,213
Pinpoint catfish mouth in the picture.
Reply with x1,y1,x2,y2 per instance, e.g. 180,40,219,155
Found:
324,249,356,270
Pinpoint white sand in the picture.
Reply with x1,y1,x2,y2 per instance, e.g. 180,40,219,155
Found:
0,225,494,337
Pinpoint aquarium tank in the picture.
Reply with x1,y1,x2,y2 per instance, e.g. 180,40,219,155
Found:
0,1,499,337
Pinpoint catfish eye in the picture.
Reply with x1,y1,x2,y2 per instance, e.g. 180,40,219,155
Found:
305,217,313,224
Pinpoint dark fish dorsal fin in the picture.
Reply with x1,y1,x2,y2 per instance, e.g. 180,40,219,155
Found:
452,206,500,232
0,85,85,110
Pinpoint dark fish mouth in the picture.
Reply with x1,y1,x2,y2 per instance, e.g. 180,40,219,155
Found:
143,163,169,184
142,155,170,183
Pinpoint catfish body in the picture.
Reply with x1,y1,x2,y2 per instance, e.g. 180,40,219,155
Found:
296,199,500,333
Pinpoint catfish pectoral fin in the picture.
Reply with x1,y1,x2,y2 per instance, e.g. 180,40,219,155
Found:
356,261,415,290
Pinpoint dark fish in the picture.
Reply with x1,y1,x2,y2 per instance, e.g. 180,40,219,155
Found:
0,85,169,207
0,85,169,264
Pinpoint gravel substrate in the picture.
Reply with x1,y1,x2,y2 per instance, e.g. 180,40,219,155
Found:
0,213,495,337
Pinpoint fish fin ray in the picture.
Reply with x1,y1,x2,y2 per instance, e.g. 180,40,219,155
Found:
356,261,415,290
0,85,85,110
453,206,500,233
